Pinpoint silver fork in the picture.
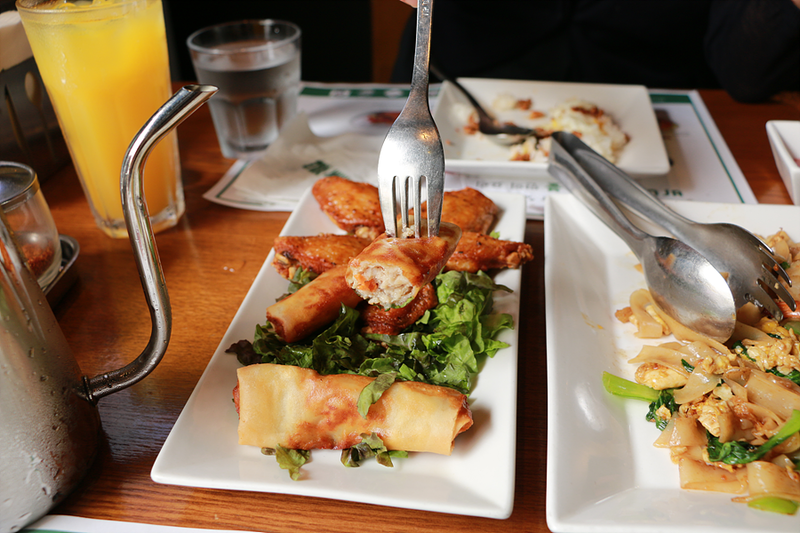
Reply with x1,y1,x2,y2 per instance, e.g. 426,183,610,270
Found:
553,132,796,321
377,0,444,238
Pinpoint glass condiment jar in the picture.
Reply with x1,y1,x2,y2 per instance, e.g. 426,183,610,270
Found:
0,161,62,288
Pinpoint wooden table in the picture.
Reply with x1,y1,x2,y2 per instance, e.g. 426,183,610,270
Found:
40,89,800,532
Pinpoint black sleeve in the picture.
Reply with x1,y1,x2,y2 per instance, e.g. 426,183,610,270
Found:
704,0,800,102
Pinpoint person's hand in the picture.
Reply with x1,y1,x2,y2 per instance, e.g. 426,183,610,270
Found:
400,0,418,6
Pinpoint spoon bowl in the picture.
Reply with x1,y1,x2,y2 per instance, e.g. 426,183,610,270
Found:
641,236,737,341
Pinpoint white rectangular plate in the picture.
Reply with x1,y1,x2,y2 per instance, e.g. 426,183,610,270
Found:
151,188,525,519
433,79,669,178
544,194,800,532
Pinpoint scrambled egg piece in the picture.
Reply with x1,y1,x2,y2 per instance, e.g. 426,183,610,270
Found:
696,350,738,375
741,318,800,375
635,362,687,390
680,395,733,438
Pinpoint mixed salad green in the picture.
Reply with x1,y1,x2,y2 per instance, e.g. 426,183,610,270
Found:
227,269,515,477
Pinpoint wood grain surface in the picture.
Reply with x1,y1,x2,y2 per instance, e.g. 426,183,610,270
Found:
38,88,800,533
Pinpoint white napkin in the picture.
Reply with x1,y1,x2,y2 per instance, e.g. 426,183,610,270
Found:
0,10,33,71
206,112,383,210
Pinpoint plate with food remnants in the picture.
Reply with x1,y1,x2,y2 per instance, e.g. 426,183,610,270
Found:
152,177,532,519
544,194,800,532
434,78,670,178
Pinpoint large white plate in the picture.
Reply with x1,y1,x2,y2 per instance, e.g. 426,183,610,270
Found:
433,79,669,178
544,194,800,533
151,188,525,519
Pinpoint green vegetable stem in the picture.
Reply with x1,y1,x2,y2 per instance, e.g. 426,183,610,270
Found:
707,409,800,465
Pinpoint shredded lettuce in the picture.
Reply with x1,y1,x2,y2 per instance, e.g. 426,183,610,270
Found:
340,433,408,468
227,270,515,480
263,445,311,481
227,270,513,395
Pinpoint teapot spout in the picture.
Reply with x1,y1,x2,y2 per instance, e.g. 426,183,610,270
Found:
83,84,218,402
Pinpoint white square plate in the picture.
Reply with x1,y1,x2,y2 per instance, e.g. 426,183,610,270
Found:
433,79,669,179
151,187,525,519
544,194,800,532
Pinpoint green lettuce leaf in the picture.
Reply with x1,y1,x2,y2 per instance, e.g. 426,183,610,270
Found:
357,372,397,418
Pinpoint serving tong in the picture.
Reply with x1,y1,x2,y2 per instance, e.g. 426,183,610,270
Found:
377,0,444,238
549,132,795,336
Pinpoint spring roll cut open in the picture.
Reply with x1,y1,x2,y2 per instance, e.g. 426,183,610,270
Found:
346,220,461,309
235,363,473,455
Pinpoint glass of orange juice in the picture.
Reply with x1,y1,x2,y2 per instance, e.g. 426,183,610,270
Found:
16,0,183,238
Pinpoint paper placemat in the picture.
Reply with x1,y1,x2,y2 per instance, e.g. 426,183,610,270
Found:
203,85,755,219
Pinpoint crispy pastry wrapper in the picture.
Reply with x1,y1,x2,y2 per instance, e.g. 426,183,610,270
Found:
345,220,462,309
235,363,473,455
266,265,362,343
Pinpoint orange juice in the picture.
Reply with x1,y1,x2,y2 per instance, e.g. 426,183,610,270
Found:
17,0,182,238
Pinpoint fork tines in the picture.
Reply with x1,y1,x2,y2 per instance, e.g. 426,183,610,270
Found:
380,175,441,238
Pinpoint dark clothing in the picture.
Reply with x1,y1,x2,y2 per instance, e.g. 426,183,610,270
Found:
391,0,800,102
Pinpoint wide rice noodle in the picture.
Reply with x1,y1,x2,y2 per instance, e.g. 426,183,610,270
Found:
616,229,800,509
739,461,800,503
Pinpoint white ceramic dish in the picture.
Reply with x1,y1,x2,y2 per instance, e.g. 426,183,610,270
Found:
544,194,800,533
151,187,525,519
767,120,800,205
432,79,670,179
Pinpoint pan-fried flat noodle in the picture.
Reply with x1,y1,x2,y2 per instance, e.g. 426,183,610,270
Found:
606,229,800,513
736,461,800,503
678,456,747,493
743,369,800,421
626,289,668,338
235,363,473,455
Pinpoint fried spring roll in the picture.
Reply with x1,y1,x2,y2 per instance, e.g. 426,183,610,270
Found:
266,265,362,343
235,363,473,455
345,221,462,309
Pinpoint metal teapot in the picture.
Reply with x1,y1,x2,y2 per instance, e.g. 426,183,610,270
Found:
0,85,217,533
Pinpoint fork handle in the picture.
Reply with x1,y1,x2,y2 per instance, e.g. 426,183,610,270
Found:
410,0,434,100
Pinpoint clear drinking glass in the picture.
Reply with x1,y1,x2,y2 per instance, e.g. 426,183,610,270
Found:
16,0,183,239
0,161,62,288
187,19,301,160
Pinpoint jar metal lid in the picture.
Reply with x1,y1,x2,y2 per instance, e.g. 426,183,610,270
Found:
0,162,40,210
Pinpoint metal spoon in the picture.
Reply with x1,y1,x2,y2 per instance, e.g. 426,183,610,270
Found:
430,63,535,146
548,131,736,342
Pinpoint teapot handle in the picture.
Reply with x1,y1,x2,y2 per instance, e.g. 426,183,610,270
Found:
82,84,217,402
